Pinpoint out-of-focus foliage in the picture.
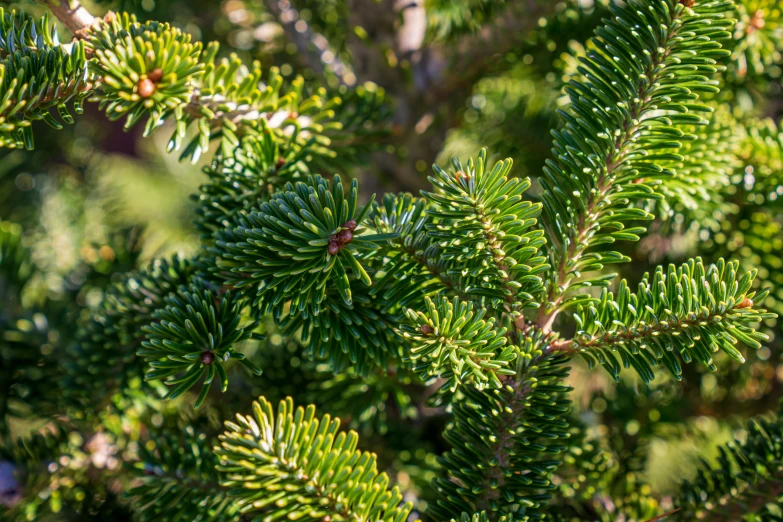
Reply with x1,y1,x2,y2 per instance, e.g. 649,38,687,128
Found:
2,0,783,521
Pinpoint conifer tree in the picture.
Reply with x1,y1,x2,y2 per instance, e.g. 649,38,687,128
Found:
1,0,783,521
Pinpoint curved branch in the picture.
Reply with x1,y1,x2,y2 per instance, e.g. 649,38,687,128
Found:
38,0,96,36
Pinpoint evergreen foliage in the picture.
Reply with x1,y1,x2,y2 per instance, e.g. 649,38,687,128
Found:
215,396,413,522
279,284,401,374
573,258,773,382
424,152,549,315
677,401,783,520
64,255,196,403
2,0,783,521
0,221,30,301
539,0,734,321
740,117,783,205
730,0,783,79
399,296,516,390
129,426,238,521
0,9,89,149
213,174,387,314
428,335,572,520
139,287,263,407
649,106,740,230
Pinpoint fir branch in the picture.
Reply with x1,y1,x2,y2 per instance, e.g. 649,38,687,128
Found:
398,296,516,390
193,132,311,238
400,243,468,300
429,332,572,520
730,0,783,79
213,175,390,315
368,193,470,309
572,258,775,383
129,426,241,522
279,286,402,374
676,405,783,521
536,0,734,331
1,9,61,56
424,149,549,319
8,1,783,521
138,285,263,408
16,6,349,164
708,210,783,323
647,105,741,230
215,396,413,522
63,256,196,404
0,40,91,149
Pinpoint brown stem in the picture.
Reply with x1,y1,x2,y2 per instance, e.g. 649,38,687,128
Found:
39,0,96,37
567,304,742,354
645,509,681,522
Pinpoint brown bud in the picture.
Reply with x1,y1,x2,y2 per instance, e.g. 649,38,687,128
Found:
200,351,215,365
288,111,299,119
420,324,434,335
276,157,286,169
632,178,645,184
749,10,765,32
679,0,694,6
737,297,754,309
148,68,164,83
138,78,156,98
327,239,340,256
336,229,353,245
455,170,467,182
344,219,357,231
